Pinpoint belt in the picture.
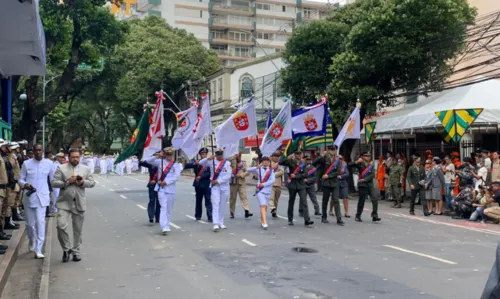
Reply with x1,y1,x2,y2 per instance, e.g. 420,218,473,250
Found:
0,184,6,189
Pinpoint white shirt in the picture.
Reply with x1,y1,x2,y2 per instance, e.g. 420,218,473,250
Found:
144,157,182,194
19,158,54,208
444,163,455,184
199,158,232,190
247,166,275,195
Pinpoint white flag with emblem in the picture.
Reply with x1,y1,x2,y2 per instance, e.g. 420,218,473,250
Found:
171,104,198,150
215,98,257,147
291,97,327,138
260,100,292,157
334,106,360,148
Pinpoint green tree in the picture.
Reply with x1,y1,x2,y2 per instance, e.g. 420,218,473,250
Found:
282,0,476,124
16,0,127,144
110,16,221,140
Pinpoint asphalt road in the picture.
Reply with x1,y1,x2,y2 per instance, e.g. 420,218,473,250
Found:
46,173,499,299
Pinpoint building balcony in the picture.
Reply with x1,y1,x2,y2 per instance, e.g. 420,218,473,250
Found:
209,17,254,31
137,0,161,12
209,1,255,16
210,48,254,61
209,34,254,47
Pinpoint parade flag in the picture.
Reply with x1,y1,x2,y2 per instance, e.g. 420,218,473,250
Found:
193,94,212,140
223,143,240,159
171,104,199,157
291,96,327,138
334,106,361,148
284,136,306,156
365,122,377,144
260,100,292,157
215,98,257,148
266,108,273,129
435,109,483,143
305,114,334,148
115,107,151,165
142,92,166,160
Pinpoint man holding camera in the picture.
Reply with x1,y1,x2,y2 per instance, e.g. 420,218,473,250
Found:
19,144,54,259
52,148,95,262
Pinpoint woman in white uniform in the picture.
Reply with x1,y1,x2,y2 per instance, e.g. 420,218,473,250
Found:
246,156,275,230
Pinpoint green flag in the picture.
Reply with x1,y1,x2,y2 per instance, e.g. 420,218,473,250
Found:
284,136,306,156
114,108,151,165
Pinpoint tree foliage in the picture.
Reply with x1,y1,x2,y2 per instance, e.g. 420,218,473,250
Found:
282,0,476,123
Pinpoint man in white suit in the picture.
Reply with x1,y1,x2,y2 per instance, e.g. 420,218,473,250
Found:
19,144,55,259
51,148,95,263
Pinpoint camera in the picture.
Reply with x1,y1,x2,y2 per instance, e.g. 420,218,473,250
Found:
76,175,83,181
26,188,37,196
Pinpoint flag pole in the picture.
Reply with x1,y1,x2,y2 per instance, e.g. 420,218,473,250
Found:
207,89,216,173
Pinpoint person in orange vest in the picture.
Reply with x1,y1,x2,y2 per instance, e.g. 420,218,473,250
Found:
376,156,386,200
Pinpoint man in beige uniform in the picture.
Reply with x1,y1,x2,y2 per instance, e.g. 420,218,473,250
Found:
7,143,22,224
269,151,284,218
0,139,10,253
491,151,500,183
228,153,253,219
1,142,19,230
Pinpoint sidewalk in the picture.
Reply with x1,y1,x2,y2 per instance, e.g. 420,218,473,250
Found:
0,222,26,297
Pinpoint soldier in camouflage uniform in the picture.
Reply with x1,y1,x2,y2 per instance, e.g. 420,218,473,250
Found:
389,158,404,208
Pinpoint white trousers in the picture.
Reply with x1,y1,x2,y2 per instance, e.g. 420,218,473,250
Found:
211,186,229,226
100,162,107,174
25,206,46,254
158,192,175,231
126,165,132,175
141,167,148,174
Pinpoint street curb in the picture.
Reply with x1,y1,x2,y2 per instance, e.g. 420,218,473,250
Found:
0,223,26,297
38,217,53,299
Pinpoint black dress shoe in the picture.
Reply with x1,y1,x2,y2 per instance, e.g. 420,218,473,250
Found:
271,209,277,218
372,217,381,222
0,249,7,255
244,210,253,218
230,212,235,219
12,214,24,221
424,212,431,217
410,211,415,215
149,218,154,224
4,223,19,230
321,218,329,224
0,244,8,250
63,250,72,263
288,221,294,226
314,212,322,216
208,218,213,222
195,217,201,221
337,220,345,226
72,252,82,262
0,233,11,241
305,221,314,226
355,217,362,222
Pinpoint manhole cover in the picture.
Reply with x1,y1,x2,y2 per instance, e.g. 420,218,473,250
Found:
292,247,318,253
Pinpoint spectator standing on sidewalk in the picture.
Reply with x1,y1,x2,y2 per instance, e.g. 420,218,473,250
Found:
441,156,455,211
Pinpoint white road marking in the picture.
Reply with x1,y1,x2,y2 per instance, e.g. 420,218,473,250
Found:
136,204,147,210
185,215,208,224
191,192,196,195
109,189,114,192
124,176,148,183
242,239,257,247
170,223,181,229
383,245,457,265
388,213,500,236
120,195,127,199
124,188,130,190
277,215,288,220
94,180,99,184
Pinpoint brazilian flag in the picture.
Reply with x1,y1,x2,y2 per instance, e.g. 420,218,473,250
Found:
284,136,306,156
114,107,152,165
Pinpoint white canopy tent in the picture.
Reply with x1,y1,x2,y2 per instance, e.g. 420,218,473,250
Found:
373,79,500,134
0,0,46,76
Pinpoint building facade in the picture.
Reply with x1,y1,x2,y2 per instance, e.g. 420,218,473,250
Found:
111,0,348,65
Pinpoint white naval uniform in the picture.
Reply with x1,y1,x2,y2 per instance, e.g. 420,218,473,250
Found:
50,161,61,213
19,158,55,255
246,167,275,206
87,157,95,174
100,159,107,174
145,157,182,232
125,159,132,175
199,158,231,227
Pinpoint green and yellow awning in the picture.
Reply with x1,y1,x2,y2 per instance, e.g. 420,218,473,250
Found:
435,109,483,143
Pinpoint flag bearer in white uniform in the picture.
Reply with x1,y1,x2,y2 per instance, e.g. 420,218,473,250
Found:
144,148,182,235
19,144,54,259
199,148,231,232
246,156,275,230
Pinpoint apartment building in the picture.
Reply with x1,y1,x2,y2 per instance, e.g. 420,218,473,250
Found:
111,0,346,65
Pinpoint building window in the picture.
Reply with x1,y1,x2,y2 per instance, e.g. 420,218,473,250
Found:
211,30,225,39
256,3,271,10
229,31,250,42
218,78,223,101
282,5,286,12
303,8,313,19
275,48,283,53
234,47,251,57
257,32,272,40
212,81,217,102
240,76,254,98
130,4,137,14
200,11,203,18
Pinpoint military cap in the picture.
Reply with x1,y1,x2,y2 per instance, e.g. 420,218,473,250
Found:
163,147,174,155
361,151,371,157
481,149,490,154
304,155,311,160
9,142,19,150
199,147,209,155
294,150,302,154
327,145,337,150
492,181,500,186
84,151,90,155
272,151,281,157
215,148,224,155
261,156,270,161
56,152,65,158
17,140,28,146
